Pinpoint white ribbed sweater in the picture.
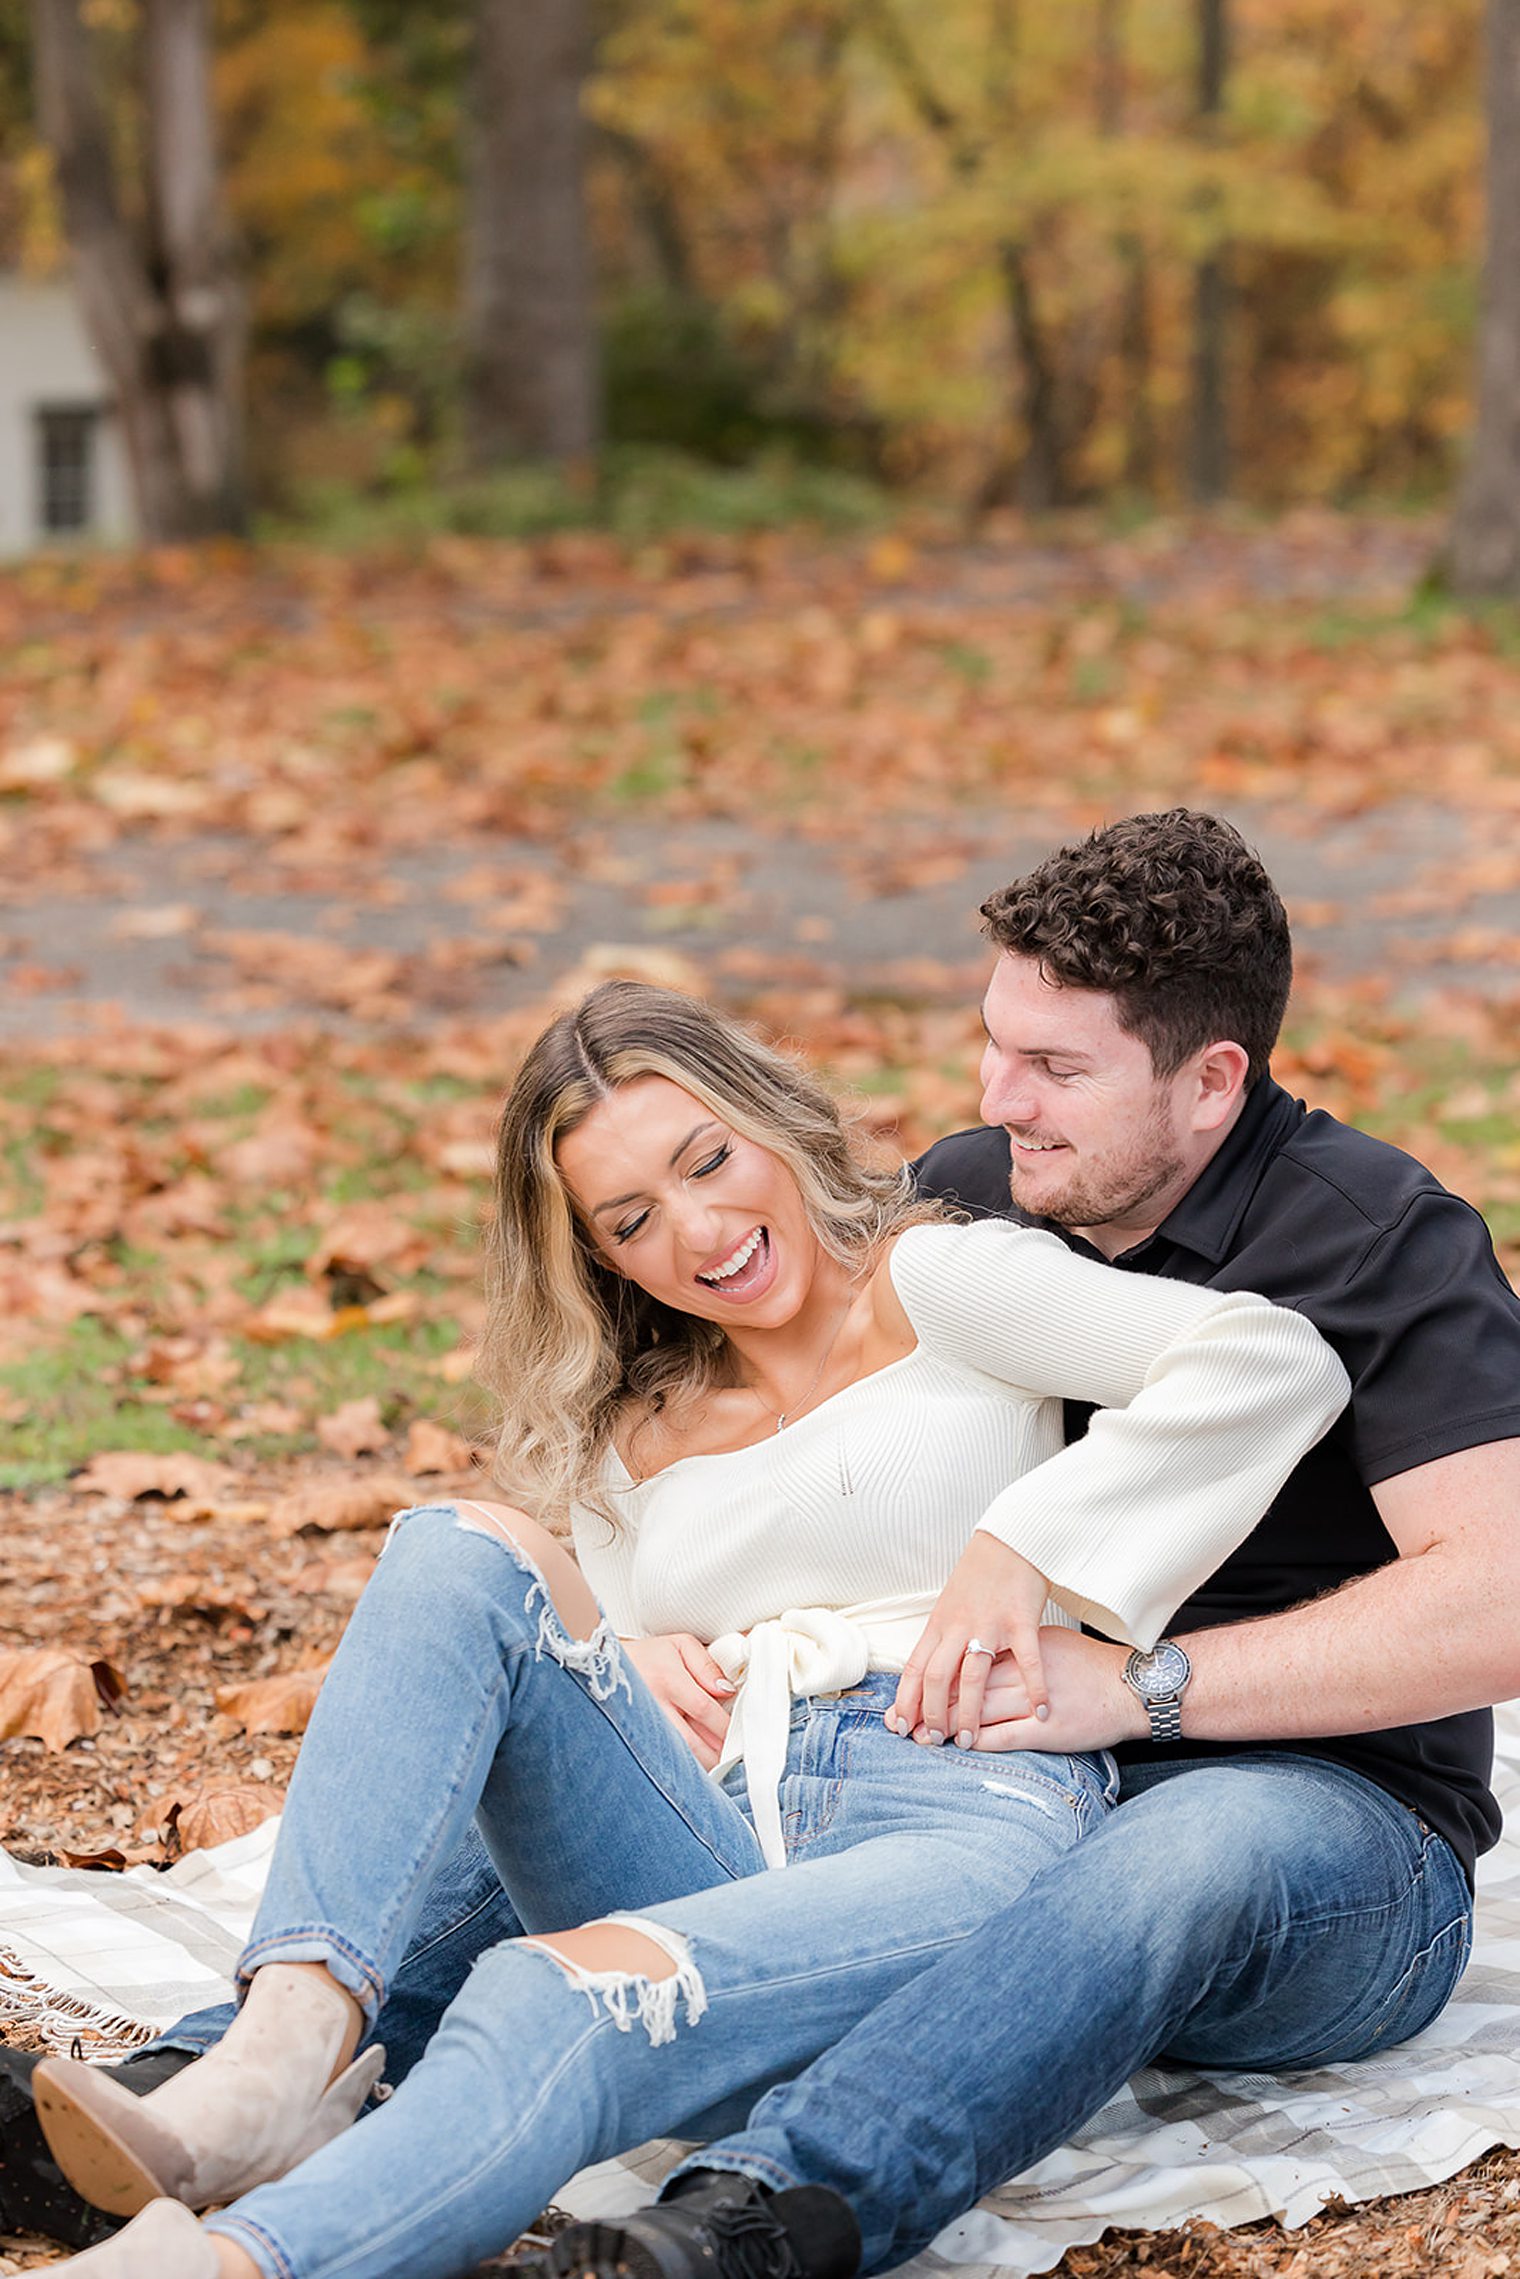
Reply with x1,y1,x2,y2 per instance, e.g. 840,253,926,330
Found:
572,1219,1348,1863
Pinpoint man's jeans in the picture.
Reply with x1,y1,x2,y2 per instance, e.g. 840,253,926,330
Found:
678,1750,1474,2272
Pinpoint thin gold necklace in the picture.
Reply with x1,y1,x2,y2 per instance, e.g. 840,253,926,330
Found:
746,1287,858,1434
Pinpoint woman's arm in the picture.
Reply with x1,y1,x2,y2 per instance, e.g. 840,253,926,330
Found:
967,1440,1520,1754
884,1222,1349,1737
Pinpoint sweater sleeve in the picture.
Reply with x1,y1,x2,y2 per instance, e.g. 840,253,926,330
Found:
889,1220,1350,1647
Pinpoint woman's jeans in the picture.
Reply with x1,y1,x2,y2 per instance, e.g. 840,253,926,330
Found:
196,1505,1115,2279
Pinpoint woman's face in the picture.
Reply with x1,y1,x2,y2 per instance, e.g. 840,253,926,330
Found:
556,1075,822,1328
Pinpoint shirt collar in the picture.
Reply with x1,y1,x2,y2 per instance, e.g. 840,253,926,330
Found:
1127,1075,1302,1267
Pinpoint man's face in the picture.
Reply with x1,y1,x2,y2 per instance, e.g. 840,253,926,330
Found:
978,954,1201,1250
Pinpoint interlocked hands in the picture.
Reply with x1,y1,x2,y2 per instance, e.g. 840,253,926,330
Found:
887,1532,1053,1749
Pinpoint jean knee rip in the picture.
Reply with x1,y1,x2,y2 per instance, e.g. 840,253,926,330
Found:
524,1586,629,1704
420,1501,630,1704
522,1914,708,2048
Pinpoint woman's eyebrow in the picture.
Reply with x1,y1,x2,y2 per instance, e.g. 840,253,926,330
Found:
591,1122,722,1219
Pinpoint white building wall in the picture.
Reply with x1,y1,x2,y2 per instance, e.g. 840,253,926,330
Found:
0,274,137,555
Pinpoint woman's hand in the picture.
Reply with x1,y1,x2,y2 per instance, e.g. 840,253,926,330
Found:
957,1629,1145,1752
622,1633,737,1770
888,1534,1052,1748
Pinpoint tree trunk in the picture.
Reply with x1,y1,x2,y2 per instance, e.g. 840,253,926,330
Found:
140,0,246,531
999,242,1067,512
1186,0,1230,504
1448,0,1520,594
1096,0,1156,496
464,0,599,468
30,0,246,540
1119,257,1157,494
599,124,695,301
1095,0,1123,136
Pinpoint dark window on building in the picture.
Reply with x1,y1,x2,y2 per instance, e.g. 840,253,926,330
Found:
36,405,99,534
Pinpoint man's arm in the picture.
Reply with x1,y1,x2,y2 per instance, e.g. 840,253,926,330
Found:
965,1438,1520,1752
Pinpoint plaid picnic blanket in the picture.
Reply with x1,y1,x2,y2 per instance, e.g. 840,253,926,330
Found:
4,1711,1520,2277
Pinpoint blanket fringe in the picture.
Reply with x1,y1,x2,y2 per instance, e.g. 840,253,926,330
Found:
0,1942,157,2057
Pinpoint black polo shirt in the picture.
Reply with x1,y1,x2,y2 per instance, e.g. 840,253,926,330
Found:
913,1076,1520,1886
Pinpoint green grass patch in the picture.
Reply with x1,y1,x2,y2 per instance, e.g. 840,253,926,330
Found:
0,1322,211,1489
941,641,993,687
1069,654,1118,703
184,1082,274,1122
226,1316,485,1443
609,742,691,804
0,1311,487,1488
1,1068,65,1113
232,1224,322,1291
1304,586,1520,660
265,447,892,553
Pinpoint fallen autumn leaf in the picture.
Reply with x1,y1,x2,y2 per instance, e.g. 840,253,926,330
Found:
215,1663,330,1737
0,1648,124,1751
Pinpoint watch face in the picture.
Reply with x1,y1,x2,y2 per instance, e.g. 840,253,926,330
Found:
1136,1642,1190,1698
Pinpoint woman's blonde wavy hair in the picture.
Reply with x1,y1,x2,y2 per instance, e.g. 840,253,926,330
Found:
478,979,936,1530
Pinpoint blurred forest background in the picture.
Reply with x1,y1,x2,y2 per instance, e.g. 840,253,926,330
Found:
3,0,1519,570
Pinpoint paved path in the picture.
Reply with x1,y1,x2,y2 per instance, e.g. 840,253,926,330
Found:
4,517,1510,1038
0,795,1507,1039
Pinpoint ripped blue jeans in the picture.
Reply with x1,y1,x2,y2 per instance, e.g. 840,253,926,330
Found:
202,1504,1114,2279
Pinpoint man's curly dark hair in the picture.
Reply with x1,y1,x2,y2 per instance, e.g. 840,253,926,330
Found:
980,810,1292,1090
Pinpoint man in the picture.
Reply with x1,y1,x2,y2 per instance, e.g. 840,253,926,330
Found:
5,810,1517,2267
530,806,1520,2279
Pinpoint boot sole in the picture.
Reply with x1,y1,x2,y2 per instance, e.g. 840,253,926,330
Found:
31,2062,169,2220
545,2221,671,2279
545,2219,702,2279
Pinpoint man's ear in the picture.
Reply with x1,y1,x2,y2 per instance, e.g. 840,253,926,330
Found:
1189,1040,1250,1133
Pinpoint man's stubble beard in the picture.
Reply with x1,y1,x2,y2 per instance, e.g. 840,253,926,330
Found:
1006,1100,1186,1238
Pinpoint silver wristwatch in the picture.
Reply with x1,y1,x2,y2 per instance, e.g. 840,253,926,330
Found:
1122,1639,1193,1744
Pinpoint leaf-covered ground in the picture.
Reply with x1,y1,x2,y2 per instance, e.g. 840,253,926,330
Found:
2,515,1519,2275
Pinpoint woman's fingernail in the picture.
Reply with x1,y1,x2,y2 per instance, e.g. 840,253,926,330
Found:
713,1679,737,1694
956,1730,973,1750
1035,1703,1050,1722
926,1728,946,1747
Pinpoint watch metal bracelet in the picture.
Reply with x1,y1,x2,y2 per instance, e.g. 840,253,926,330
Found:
1123,1639,1192,1745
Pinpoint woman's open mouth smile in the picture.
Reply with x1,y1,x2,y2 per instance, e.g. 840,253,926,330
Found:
696,1226,777,1301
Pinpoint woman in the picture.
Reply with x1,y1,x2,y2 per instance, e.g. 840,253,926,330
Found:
36,981,1348,2279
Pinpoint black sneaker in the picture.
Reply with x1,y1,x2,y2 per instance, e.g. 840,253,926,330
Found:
0,2041,195,2248
528,2174,861,2279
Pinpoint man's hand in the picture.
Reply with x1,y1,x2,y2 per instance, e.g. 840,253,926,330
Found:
932,1627,1148,1754
889,1533,1053,1748
622,1633,736,1769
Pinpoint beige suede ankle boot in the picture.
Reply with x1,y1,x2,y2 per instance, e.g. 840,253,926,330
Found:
53,2197,220,2276
34,1967,383,2217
